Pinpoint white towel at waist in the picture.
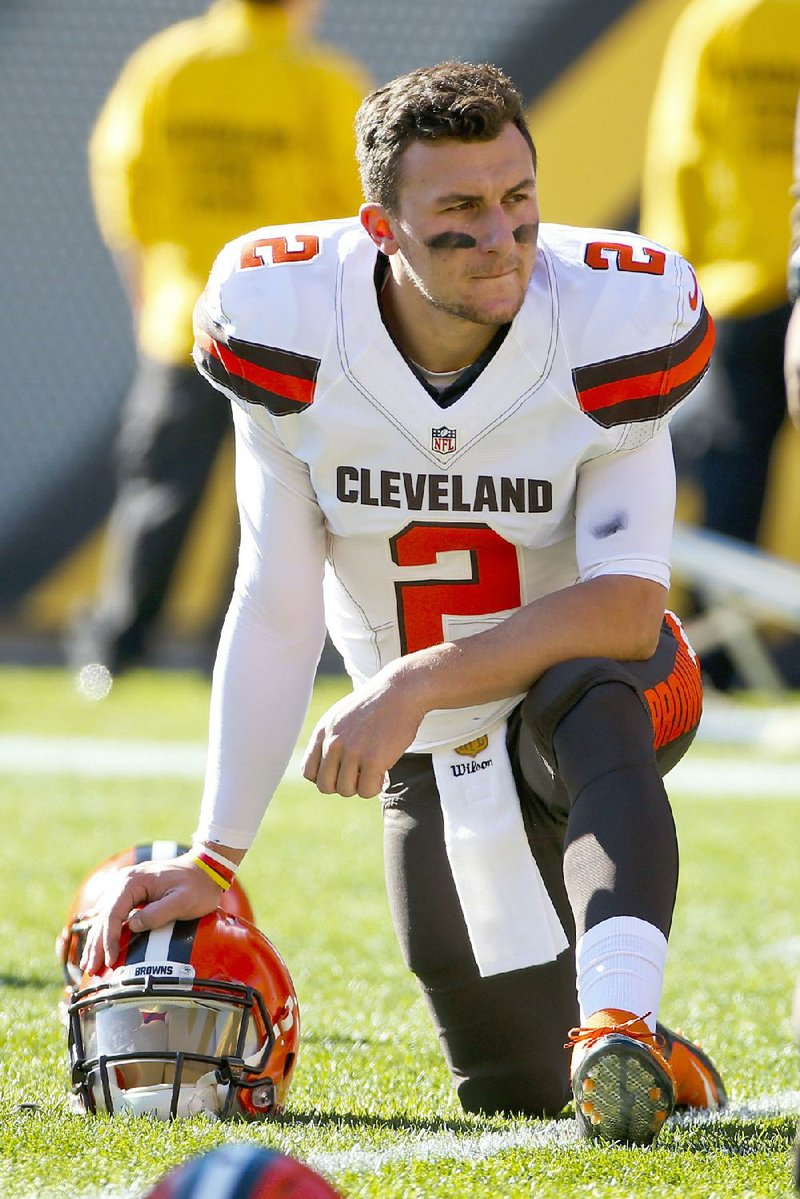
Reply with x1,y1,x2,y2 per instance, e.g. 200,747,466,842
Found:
431,721,569,977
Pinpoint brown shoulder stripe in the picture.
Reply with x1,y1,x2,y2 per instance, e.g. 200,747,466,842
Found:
195,323,320,416
572,306,715,428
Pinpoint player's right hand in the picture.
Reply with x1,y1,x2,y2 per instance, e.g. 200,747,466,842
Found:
80,854,223,976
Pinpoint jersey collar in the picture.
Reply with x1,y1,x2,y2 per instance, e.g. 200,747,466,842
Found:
371,252,512,408
335,230,560,469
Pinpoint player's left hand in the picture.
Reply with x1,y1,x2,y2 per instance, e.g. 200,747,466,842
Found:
301,664,427,798
80,855,225,975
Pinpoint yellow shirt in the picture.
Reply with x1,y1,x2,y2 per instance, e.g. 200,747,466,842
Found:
89,0,371,362
792,93,800,257
640,0,800,318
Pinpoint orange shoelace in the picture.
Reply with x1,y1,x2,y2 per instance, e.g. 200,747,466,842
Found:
564,1011,667,1051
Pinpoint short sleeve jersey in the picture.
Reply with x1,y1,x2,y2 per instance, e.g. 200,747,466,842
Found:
194,218,713,751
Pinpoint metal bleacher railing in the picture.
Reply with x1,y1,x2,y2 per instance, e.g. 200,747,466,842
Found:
671,523,800,691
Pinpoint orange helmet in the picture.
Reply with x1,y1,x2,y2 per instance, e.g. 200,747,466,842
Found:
57,842,255,995
143,1144,341,1198
68,910,299,1120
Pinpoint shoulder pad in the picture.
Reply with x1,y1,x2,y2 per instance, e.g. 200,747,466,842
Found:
193,217,361,414
542,223,714,429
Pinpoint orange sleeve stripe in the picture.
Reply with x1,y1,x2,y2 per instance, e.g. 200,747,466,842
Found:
578,312,715,414
212,337,316,406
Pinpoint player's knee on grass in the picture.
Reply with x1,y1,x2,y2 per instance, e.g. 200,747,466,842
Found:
456,1063,570,1119
419,953,577,1121
432,984,572,1118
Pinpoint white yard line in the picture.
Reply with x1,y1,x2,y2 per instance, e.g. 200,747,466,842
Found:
667,755,800,798
0,734,208,778
9,736,255,779
697,703,800,753
307,1119,581,1173
0,734,798,797
0,698,798,793
305,1091,800,1175
53,1090,800,1198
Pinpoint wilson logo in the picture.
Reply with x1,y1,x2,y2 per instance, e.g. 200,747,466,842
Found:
450,758,493,777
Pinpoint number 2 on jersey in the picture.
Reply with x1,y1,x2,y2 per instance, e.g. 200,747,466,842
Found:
584,241,666,275
240,234,320,269
390,522,522,654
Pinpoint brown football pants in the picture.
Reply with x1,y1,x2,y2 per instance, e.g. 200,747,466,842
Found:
381,615,702,1116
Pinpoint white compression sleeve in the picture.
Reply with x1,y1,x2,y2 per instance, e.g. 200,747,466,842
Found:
576,428,676,589
195,406,328,848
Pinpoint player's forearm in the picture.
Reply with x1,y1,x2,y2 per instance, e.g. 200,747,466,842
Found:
196,593,326,848
391,574,667,716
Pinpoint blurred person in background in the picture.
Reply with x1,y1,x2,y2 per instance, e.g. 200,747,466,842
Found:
640,0,800,687
786,91,800,430
70,0,370,678
788,92,800,1197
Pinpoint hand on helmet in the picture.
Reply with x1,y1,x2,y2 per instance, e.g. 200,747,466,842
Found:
80,854,224,976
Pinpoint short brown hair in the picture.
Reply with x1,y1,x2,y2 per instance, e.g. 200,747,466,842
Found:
356,61,537,213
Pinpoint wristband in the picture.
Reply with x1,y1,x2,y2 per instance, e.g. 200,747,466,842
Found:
190,844,238,891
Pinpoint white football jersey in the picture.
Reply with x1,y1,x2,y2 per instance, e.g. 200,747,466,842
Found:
192,217,713,843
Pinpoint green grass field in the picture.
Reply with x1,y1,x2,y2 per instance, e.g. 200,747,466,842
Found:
1,666,798,1198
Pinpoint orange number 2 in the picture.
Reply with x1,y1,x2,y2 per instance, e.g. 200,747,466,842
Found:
240,234,320,270
390,522,521,654
584,241,666,275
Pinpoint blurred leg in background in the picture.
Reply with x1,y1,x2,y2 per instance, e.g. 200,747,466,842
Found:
68,359,233,677
670,306,794,689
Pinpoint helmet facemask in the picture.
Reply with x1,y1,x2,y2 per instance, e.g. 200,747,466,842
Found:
68,969,277,1120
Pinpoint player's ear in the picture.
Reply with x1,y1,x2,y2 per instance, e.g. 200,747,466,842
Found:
360,203,399,254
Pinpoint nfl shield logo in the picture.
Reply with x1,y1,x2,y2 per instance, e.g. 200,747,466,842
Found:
431,425,457,455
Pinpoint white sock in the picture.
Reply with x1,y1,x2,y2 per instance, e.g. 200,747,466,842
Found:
575,916,668,1032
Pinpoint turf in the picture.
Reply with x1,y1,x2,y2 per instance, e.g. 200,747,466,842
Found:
0,666,798,1197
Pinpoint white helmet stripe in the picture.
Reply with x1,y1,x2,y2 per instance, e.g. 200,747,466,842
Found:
142,922,177,962
150,840,181,861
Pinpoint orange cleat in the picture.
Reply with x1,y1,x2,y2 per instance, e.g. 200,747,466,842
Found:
567,1009,675,1145
655,1022,727,1110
